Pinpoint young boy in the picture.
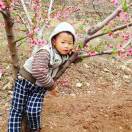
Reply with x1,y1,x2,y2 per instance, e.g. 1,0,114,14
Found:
8,22,76,132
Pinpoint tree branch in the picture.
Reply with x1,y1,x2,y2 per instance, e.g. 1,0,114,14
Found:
92,0,102,18
87,2,132,36
14,36,27,45
87,5,122,35
79,38,132,60
84,22,132,45
54,52,78,80
17,14,30,32
20,0,33,28
48,0,54,20
122,38,132,49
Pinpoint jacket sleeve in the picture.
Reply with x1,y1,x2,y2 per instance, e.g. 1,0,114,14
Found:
32,49,54,88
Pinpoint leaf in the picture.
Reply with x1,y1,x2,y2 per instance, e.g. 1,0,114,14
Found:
78,43,83,49
121,0,128,12
112,48,117,55
102,27,112,34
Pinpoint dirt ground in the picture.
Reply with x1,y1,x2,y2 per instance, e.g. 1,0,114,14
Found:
0,56,132,132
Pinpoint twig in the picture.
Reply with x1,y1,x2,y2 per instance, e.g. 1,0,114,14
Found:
20,0,33,28
14,36,27,45
122,39,132,49
36,0,55,39
0,10,6,15
92,0,102,18
48,0,54,20
17,14,30,32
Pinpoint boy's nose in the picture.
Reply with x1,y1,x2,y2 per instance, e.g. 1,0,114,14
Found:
64,43,69,48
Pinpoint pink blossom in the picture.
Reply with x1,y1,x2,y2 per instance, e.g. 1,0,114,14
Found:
58,79,70,88
119,52,127,58
119,11,129,22
0,1,5,11
116,45,125,55
122,33,129,41
34,27,40,33
117,44,122,48
108,44,113,48
111,0,118,6
30,39,37,45
27,31,33,37
37,39,47,46
0,22,5,28
127,48,132,56
53,7,79,19
30,38,47,46
88,51,97,56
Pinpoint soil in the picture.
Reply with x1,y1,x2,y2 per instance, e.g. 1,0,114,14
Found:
1,56,132,132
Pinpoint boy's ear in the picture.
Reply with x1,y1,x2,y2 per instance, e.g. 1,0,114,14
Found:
52,38,56,45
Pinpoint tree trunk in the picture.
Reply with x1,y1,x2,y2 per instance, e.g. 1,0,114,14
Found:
2,8,19,79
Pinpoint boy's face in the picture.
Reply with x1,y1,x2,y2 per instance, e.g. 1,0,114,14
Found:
53,32,74,55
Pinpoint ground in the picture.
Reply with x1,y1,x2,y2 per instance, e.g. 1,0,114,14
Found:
0,56,132,132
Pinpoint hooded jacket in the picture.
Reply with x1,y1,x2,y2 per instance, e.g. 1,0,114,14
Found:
23,22,76,88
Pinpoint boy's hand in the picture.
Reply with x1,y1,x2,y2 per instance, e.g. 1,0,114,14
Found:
48,83,59,97
49,88,59,97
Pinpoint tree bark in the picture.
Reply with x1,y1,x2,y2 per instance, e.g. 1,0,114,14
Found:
1,8,19,78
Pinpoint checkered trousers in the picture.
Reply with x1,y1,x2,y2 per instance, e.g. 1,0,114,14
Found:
8,76,47,132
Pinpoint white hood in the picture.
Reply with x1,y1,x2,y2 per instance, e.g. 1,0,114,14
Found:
32,22,76,55
49,22,76,43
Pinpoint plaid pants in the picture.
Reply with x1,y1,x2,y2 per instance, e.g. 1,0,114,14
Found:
8,76,47,132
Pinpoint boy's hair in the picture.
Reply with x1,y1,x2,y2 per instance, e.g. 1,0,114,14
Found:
51,31,75,43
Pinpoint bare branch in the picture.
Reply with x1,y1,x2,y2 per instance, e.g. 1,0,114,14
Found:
0,9,6,15
48,0,54,20
92,0,102,18
87,5,122,35
84,22,132,45
14,36,27,45
36,0,55,40
122,39,132,49
54,52,78,80
17,14,31,32
87,2,132,36
20,0,33,28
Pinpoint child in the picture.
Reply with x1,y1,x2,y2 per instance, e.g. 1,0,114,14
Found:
8,22,76,132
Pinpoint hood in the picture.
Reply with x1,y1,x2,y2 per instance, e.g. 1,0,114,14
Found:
49,22,76,44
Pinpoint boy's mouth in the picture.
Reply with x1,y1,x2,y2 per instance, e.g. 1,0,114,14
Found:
64,49,69,52
61,50,70,54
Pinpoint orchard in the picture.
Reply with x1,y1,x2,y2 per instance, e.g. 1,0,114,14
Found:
0,0,132,132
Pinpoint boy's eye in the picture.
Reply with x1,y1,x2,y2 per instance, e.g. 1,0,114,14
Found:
69,43,73,45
